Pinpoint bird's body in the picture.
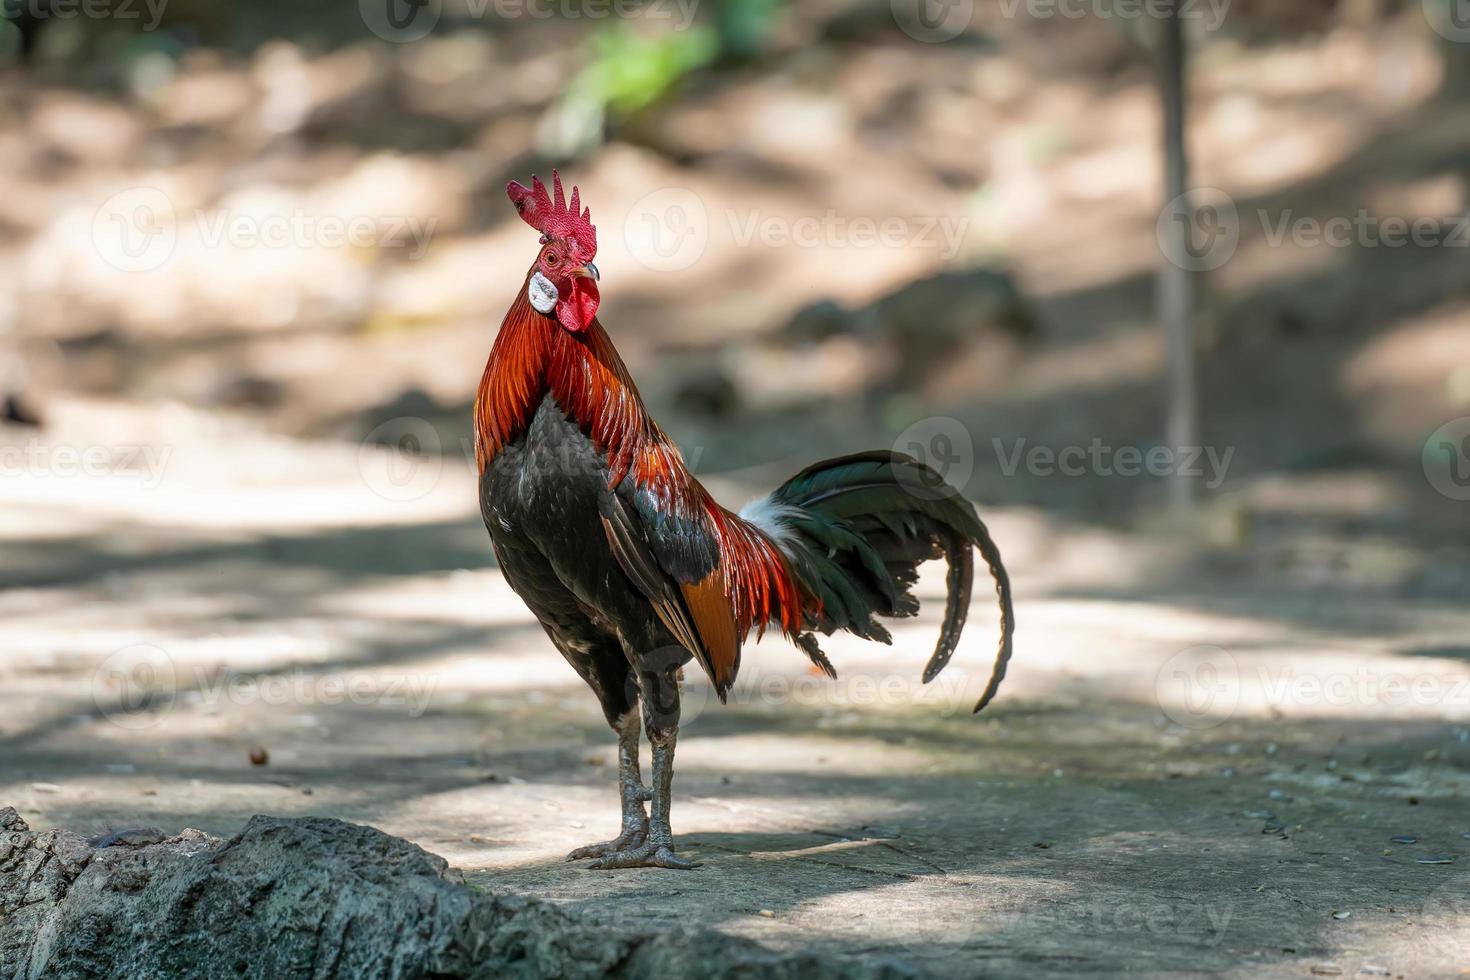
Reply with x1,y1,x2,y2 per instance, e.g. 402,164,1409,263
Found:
476,174,1014,869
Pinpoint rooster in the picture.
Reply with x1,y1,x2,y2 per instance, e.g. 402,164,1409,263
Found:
475,173,1014,869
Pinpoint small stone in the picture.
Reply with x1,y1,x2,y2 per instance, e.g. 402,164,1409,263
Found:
1331,911,1350,920
1310,966,1342,976
1268,789,1293,802
1415,855,1454,865
757,909,775,918
1389,835,1418,844
1359,966,1390,977
248,746,269,766
31,782,62,794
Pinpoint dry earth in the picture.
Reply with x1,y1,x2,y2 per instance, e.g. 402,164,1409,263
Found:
2,404,1468,978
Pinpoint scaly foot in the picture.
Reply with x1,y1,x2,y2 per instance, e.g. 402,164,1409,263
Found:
566,821,648,861
587,838,700,870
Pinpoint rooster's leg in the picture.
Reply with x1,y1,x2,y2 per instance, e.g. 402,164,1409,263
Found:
589,663,699,870
567,707,650,860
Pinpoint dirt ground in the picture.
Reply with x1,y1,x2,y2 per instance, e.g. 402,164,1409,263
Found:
3,404,1468,979
4,8,1470,976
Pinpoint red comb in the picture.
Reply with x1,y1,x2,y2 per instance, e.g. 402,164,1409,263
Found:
506,171,596,262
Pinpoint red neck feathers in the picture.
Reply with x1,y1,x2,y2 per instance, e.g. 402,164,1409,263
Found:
473,269,667,489
473,272,805,640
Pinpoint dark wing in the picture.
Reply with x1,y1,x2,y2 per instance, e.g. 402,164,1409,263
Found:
599,487,741,699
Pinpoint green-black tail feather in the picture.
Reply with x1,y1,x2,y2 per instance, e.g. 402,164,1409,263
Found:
746,451,1014,713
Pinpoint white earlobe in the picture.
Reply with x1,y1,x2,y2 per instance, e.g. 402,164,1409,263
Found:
528,271,558,314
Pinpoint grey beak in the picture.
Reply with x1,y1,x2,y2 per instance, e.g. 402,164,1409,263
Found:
584,261,599,282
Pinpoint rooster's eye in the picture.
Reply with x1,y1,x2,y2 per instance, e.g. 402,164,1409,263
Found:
543,250,559,267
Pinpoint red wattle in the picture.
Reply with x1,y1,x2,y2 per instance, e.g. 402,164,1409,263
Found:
558,277,600,333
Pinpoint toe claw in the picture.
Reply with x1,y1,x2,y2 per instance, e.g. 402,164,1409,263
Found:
587,842,700,871
566,826,647,862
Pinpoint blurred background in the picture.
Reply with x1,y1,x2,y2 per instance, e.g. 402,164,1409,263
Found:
3,1,1470,974
2,0,1468,533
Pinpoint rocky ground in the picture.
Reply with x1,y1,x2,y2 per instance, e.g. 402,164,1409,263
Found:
2,405,1468,978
